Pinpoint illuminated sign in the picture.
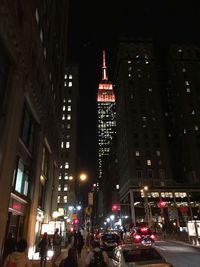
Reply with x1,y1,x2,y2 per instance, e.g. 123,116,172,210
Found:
41,223,55,235
187,221,197,236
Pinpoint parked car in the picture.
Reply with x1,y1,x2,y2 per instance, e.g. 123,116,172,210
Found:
132,227,156,246
100,232,123,252
111,244,173,266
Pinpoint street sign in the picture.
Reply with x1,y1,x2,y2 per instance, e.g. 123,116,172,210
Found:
88,192,93,205
85,206,92,215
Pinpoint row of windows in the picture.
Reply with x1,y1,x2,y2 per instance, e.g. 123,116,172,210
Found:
64,74,72,80
64,81,72,87
57,195,67,203
58,184,68,191
62,114,71,120
60,162,69,169
61,142,70,149
62,105,71,111
136,150,161,157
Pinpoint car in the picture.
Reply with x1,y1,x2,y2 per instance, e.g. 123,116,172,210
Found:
111,244,173,266
100,232,123,252
132,227,156,246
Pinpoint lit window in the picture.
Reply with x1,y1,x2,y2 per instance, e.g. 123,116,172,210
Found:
148,88,152,92
40,29,43,43
185,81,189,86
63,99,66,103
62,114,65,120
67,124,70,129
68,99,71,103
69,74,72,79
136,151,140,157
192,110,195,115
195,125,199,131
35,9,39,24
64,173,68,180
64,184,68,191
147,160,151,166
67,114,71,120
63,106,66,111
186,88,191,93
58,185,61,191
116,184,119,189
178,49,182,53
128,73,131,77
59,174,61,180
128,60,131,63
64,74,67,79
63,196,67,203
182,68,186,72
68,106,71,111
68,82,72,87
184,129,187,134
145,60,149,64
156,150,160,156
65,162,69,169
66,142,70,148
168,133,172,137
142,116,147,121
57,196,61,203
60,165,63,169
61,142,64,148
64,81,67,87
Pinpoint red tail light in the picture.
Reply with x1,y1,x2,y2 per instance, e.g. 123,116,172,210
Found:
98,233,102,237
141,227,148,232
134,234,141,240
150,234,156,240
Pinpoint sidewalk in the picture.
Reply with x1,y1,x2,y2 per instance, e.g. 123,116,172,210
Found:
30,247,89,267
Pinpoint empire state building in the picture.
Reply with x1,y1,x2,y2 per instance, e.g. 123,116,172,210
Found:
97,50,116,180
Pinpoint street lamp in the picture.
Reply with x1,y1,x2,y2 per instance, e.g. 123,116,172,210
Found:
80,173,87,181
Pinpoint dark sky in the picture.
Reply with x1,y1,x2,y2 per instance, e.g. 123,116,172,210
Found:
67,0,200,192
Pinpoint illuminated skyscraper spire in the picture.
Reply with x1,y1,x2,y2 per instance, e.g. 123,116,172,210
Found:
102,49,108,81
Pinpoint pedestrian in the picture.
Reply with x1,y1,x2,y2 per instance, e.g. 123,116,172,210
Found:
2,239,31,267
59,247,78,267
52,228,62,267
85,241,108,267
2,233,17,262
76,230,84,257
38,232,50,267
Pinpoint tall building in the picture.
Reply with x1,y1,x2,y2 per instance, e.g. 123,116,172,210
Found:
97,50,116,181
0,0,69,260
57,64,79,218
113,38,200,227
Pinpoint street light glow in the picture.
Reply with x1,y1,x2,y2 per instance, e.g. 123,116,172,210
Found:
68,206,73,211
80,173,87,181
144,186,148,191
77,205,82,210
52,211,59,219
110,215,115,220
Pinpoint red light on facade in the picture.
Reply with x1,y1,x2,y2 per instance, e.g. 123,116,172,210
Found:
159,201,166,208
13,204,20,210
74,219,78,224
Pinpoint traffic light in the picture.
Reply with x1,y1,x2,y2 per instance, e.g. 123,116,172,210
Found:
74,219,79,224
158,201,166,208
112,204,118,211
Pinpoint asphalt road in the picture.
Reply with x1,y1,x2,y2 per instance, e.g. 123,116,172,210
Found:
156,240,200,267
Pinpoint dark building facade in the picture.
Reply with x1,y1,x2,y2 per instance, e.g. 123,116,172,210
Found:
0,0,69,260
57,64,79,223
113,38,200,228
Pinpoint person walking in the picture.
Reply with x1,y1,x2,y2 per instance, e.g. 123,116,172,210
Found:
38,232,50,267
85,241,109,267
2,233,17,262
76,230,84,257
52,228,62,267
2,239,31,267
59,247,78,267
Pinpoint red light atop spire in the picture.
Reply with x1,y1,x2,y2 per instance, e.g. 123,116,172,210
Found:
102,49,108,81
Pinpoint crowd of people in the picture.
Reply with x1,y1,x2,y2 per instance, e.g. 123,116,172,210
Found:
1,228,111,267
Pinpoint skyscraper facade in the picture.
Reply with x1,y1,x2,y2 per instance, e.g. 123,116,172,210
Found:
58,64,79,217
0,0,69,260
97,50,116,182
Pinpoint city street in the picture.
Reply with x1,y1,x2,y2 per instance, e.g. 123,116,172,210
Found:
156,240,200,267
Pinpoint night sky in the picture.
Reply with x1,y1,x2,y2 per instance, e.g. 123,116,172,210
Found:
67,0,200,192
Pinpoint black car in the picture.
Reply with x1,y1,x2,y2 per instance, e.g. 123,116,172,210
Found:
100,233,122,252
132,227,156,246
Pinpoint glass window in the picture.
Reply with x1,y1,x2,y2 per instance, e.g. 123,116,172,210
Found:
64,173,68,180
68,106,71,111
58,185,61,191
67,114,71,120
147,160,151,166
57,196,61,203
136,151,140,157
62,114,65,120
116,184,119,189
64,74,67,79
65,162,69,169
68,82,72,87
69,74,72,79
63,105,66,111
64,184,68,191
61,142,64,148
13,158,30,197
63,196,67,203
66,142,70,148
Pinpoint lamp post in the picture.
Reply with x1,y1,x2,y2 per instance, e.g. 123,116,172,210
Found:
141,186,151,228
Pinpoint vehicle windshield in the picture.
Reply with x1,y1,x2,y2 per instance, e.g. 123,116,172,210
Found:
123,248,163,263
102,234,120,242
